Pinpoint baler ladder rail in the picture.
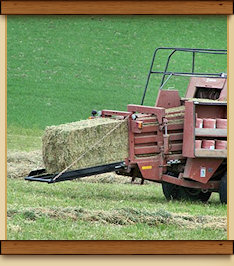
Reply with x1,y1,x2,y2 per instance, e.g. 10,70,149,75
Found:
25,162,125,184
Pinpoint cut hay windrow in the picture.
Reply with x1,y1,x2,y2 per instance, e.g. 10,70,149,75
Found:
42,118,129,174
7,150,44,179
7,207,227,231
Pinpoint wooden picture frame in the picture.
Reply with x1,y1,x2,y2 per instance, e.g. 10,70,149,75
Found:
0,0,233,255
0,0,233,15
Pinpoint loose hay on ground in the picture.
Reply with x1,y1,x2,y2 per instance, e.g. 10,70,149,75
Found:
7,206,227,231
7,150,44,179
7,149,135,183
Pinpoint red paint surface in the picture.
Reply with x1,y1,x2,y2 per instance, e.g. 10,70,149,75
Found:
155,90,181,109
182,101,195,158
185,77,226,98
216,118,227,129
202,140,215,150
216,140,227,149
196,105,226,119
183,158,222,184
203,118,216,129
196,118,203,128
195,140,202,149
101,87,226,191
162,174,220,190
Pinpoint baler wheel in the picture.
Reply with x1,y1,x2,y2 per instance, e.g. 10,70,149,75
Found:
162,182,211,202
162,182,181,200
179,187,212,202
162,173,211,202
219,172,227,204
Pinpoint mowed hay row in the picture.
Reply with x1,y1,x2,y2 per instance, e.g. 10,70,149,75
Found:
7,150,44,179
42,118,129,174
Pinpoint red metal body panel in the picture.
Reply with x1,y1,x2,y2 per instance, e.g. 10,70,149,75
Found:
128,116,135,162
131,120,143,134
185,77,226,98
162,174,219,191
102,80,226,192
183,158,222,184
127,104,165,124
141,125,159,133
167,122,184,131
101,110,131,117
163,134,169,154
137,157,163,181
155,90,181,109
135,146,160,155
135,135,158,144
182,101,195,158
219,81,227,100
195,104,227,119
169,132,183,141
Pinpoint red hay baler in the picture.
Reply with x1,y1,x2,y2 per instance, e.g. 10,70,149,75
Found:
26,48,227,204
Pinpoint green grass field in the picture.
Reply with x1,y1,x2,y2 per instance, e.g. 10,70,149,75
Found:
7,178,227,240
7,15,227,240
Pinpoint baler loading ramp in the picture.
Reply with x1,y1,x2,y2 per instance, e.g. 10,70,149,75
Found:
25,161,125,184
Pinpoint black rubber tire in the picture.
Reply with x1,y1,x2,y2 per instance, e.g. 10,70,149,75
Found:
162,182,181,200
219,172,227,204
162,182,211,202
179,187,212,202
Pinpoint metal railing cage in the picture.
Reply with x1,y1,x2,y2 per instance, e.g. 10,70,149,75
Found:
141,47,227,105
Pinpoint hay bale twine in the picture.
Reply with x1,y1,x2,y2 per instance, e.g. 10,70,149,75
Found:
42,118,129,174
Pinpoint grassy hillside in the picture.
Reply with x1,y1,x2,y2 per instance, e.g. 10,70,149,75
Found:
7,15,227,132
7,15,227,240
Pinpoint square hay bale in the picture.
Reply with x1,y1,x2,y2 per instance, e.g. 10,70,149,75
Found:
42,118,129,174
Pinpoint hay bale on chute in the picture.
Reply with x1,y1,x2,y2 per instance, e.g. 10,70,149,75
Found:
42,118,129,174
